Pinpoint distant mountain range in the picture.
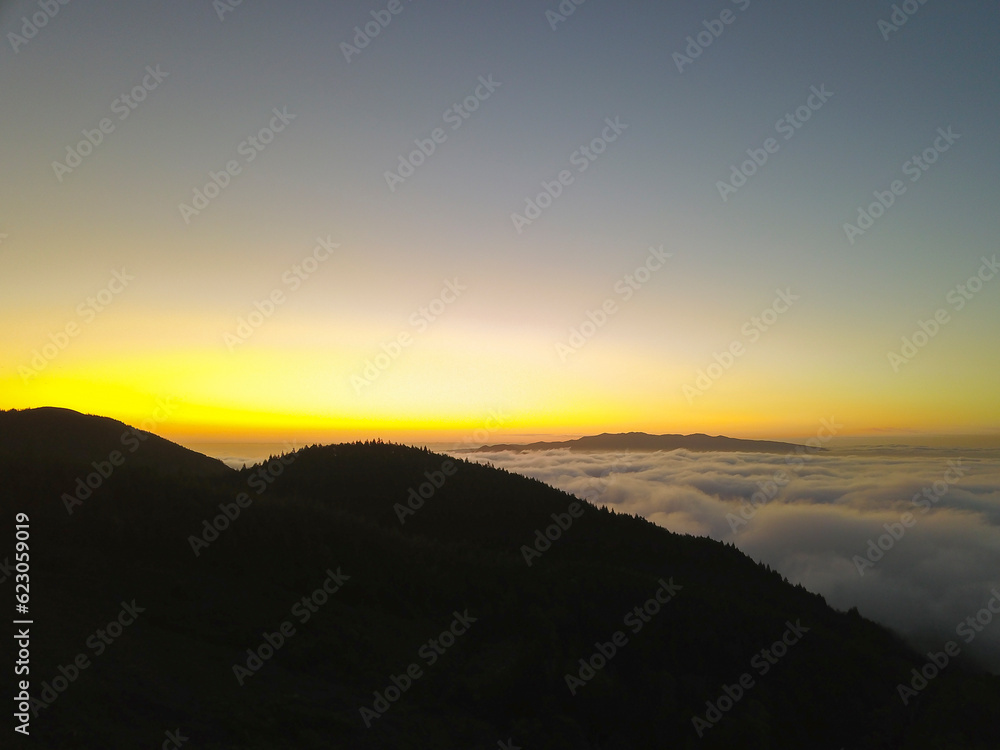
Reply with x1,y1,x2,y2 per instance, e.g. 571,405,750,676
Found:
1,407,996,749
475,431,819,453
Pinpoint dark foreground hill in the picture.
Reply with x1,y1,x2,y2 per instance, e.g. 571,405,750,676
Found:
1,410,997,749
475,431,818,454
0,407,231,478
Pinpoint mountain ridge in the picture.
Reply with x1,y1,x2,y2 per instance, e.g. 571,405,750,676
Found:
474,430,820,454
2,408,997,749
0,406,232,478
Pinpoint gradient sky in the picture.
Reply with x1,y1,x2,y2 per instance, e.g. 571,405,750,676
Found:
2,0,998,443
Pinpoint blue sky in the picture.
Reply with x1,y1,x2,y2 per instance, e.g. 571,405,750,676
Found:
2,0,998,441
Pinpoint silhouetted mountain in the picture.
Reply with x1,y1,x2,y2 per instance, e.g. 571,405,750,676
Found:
2,412,996,749
0,407,232,478
475,431,820,454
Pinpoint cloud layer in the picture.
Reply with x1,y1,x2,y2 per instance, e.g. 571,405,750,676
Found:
465,446,1000,673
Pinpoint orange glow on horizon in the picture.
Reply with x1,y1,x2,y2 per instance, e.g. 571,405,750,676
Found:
3,328,997,444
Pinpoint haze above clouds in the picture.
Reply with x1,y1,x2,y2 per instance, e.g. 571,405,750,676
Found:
466,445,1000,673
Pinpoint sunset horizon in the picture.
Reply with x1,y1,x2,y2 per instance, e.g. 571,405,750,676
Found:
7,403,1000,448
4,1,999,746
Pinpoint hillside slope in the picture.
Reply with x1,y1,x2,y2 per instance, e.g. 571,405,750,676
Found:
0,407,232,478
1,416,997,749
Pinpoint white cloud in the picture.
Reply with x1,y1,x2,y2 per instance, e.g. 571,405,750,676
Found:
462,446,1000,673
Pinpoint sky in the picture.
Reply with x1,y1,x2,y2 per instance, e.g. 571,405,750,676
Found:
2,0,999,443
469,446,1000,674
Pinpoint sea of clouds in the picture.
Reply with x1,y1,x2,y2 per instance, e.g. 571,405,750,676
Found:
464,445,1000,674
